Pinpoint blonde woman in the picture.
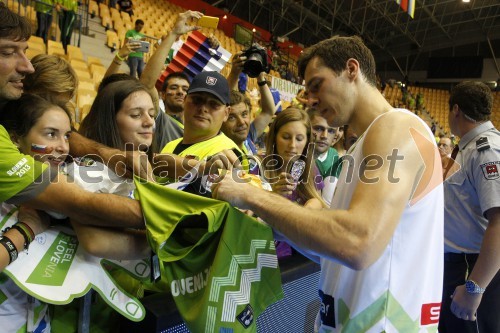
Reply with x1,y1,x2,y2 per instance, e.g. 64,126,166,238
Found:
264,107,325,208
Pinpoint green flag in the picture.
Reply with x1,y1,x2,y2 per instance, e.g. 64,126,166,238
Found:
134,178,283,333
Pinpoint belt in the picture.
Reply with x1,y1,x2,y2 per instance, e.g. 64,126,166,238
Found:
444,252,479,263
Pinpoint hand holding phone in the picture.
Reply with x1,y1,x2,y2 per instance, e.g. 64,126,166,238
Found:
135,41,150,53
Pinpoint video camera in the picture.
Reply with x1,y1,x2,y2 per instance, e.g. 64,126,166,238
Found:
242,43,270,78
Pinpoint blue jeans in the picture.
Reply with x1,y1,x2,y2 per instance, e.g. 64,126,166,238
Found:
127,56,144,78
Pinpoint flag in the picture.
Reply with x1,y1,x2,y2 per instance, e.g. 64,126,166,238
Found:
395,0,415,18
134,178,283,333
156,30,232,90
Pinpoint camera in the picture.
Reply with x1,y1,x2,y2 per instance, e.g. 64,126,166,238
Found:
242,43,270,78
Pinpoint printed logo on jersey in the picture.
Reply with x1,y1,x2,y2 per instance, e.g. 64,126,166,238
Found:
236,304,254,328
480,161,499,180
420,302,441,325
319,289,336,328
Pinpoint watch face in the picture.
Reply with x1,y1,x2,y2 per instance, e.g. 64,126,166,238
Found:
465,280,484,294
465,280,475,293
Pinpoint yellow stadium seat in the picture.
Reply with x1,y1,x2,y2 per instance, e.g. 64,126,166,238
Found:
79,104,92,123
106,30,120,49
93,72,105,90
89,64,106,77
101,14,112,30
87,56,103,67
27,41,46,54
78,81,95,91
70,59,88,71
77,89,97,110
26,48,44,59
89,0,98,17
75,69,91,80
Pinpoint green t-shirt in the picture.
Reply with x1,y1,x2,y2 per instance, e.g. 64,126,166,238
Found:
0,126,51,204
35,0,53,14
60,0,77,12
125,29,145,58
315,147,341,179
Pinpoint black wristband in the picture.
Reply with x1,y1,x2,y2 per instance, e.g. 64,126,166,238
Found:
11,225,30,250
258,80,267,86
0,236,18,264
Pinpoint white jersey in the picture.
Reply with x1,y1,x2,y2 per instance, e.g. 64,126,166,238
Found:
316,110,443,333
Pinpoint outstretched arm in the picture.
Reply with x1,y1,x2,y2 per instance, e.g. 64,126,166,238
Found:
71,220,149,260
69,131,154,182
226,52,245,91
140,10,203,92
252,72,275,137
25,174,144,229
213,113,433,269
104,40,141,79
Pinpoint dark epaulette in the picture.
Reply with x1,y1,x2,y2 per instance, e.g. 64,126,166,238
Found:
476,137,490,152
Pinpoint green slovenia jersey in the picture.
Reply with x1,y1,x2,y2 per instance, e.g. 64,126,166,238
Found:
134,179,283,333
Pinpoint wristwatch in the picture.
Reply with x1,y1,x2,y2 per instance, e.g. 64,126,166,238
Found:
465,280,486,294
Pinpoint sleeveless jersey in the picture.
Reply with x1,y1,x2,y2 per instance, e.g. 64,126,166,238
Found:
316,109,443,333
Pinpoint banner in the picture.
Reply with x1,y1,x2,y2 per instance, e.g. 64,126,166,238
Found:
134,178,283,333
1,211,149,322
270,76,303,102
156,30,232,90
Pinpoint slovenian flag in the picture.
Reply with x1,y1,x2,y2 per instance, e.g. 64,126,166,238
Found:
156,30,232,90
31,144,48,153
395,0,415,19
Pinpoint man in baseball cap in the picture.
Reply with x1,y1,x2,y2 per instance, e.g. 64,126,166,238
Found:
160,71,243,165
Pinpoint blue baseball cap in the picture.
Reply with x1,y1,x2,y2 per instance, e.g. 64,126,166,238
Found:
187,71,230,105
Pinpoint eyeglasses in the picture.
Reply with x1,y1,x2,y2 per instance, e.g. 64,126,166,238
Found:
312,125,336,135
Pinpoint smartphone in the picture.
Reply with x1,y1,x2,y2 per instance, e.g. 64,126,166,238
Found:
136,40,150,53
289,160,306,182
198,15,219,29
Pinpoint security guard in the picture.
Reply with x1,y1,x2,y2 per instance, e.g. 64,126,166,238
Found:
439,81,500,333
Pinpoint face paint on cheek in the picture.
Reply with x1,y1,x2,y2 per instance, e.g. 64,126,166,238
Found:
31,143,51,154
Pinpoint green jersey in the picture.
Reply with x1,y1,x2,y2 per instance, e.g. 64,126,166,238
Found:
134,179,283,332
34,0,53,14
0,125,51,204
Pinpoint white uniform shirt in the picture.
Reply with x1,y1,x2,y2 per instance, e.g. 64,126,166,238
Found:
316,109,444,333
444,121,500,253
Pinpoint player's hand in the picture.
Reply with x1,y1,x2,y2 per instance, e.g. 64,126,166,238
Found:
211,172,251,209
450,285,482,321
